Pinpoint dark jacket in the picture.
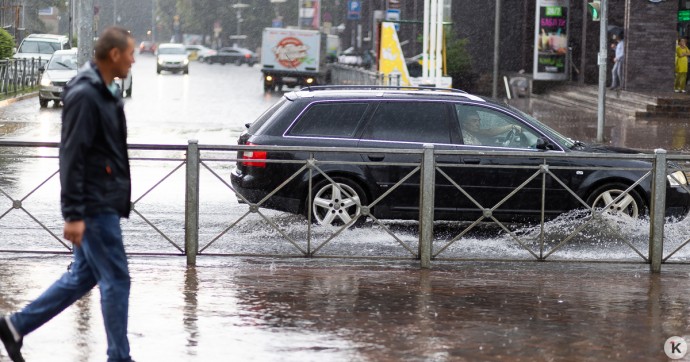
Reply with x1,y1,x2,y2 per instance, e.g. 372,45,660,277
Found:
59,61,131,221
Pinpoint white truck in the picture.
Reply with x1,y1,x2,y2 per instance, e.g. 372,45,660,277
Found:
260,28,329,92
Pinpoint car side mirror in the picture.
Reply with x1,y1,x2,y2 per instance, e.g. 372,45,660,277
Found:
245,123,251,129
38,65,45,73
536,137,555,150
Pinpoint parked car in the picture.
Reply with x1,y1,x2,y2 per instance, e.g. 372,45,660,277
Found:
156,43,189,74
185,44,217,62
205,47,257,66
139,41,156,54
38,48,78,107
337,47,375,69
231,86,690,227
14,33,71,62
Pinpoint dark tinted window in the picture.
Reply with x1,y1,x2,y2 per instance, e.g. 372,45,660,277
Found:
248,98,288,134
363,102,450,143
288,103,368,138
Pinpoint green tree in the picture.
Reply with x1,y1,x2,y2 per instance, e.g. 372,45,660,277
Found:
0,28,15,59
445,33,476,92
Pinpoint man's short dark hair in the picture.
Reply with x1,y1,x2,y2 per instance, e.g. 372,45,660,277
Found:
94,26,132,61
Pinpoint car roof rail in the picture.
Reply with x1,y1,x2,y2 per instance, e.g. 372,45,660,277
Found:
299,85,468,94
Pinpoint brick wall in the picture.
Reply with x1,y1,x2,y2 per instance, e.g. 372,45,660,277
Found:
623,0,677,91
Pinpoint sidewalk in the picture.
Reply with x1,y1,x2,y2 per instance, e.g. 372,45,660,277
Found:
1,255,689,361
509,94,690,153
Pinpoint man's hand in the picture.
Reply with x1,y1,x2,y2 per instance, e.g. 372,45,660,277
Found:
64,220,85,247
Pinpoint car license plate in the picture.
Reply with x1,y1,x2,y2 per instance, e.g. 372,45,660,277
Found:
282,77,297,83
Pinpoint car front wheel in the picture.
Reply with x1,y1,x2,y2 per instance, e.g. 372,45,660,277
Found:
309,177,367,227
39,97,48,108
586,183,645,218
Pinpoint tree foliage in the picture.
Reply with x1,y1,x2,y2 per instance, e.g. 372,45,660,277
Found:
445,33,476,91
0,28,14,59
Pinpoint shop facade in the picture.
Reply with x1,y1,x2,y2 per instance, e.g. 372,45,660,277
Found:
395,0,680,94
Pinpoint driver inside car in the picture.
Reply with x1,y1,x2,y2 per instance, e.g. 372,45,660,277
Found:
460,110,521,146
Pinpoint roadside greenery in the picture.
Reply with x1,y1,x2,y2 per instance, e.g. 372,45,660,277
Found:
445,33,477,92
0,28,14,59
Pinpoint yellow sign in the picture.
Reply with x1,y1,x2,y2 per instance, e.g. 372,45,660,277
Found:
379,22,410,86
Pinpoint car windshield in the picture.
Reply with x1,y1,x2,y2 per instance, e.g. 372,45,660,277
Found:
507,105,576,149
48,54,77,70
19,40,60,54
158,47,186,55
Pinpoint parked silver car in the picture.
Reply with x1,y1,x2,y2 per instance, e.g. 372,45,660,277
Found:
38,48,78,107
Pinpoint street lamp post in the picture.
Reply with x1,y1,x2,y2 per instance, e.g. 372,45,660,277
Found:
232,3,249,46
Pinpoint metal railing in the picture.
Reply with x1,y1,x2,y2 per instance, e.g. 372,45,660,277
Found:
0,57,46,94
1,140,689,272
329,63,401,86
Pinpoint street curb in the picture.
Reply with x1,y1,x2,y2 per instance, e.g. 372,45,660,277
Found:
0,92,37,107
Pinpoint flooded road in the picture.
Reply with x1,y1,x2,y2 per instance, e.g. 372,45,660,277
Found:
2,255,690,361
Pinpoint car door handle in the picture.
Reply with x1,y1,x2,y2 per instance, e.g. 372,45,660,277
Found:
367,154,385,162
462,158,481,164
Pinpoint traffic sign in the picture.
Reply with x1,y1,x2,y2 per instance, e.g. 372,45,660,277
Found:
347,0,361,20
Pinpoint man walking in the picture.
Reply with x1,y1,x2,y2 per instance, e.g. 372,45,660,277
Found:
0,26,135,362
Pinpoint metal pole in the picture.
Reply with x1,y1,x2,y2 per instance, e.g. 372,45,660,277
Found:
185,140,200,266
419,144,434,269
596,0,608,143
77,0,94,68
649,149,667,273
68,0,73,45
579,0,587,85
492,0,501,98
151,0,155,43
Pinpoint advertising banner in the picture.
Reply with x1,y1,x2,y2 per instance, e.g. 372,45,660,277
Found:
533,0,569,80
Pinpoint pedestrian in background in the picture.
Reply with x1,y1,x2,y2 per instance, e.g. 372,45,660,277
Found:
675,37,690,93
609,33,625,90
0,26,136,362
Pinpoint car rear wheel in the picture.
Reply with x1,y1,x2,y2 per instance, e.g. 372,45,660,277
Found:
586,183,645,218
309,177,367,227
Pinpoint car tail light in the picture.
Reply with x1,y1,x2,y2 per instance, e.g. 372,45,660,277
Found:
241,142,266,168
245,53,251,59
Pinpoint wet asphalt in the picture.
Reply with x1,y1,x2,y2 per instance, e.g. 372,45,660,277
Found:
1,255,689,361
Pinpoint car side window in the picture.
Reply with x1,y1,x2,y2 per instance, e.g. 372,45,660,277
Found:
363,102,451,144
455,104,540,148
288,102,369,138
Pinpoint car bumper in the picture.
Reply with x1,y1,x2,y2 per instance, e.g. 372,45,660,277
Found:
159,63,187,70
38,86,63,100
231,170,302,214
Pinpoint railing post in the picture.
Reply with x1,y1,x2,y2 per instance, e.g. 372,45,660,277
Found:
185,140,200,266
649,149,667,273
419,144,435,269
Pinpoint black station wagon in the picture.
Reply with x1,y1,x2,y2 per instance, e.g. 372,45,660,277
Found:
231,86,690,226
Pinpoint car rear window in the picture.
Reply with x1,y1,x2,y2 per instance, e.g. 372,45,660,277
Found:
248,98,288,134
288,102,369,138
363,102,451,144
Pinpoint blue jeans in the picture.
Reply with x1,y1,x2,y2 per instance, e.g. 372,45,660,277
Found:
10,213,131,362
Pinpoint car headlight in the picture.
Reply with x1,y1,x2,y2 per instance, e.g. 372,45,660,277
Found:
39,74,51,87
157,58,164,65
183,58,189,65
668,170,688,186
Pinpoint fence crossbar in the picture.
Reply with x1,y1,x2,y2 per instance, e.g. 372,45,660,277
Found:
131,209,184,252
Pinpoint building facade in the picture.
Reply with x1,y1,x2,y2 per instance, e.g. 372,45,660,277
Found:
385,0,680,94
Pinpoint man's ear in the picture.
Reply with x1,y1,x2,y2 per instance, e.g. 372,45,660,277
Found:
109,47,121,62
